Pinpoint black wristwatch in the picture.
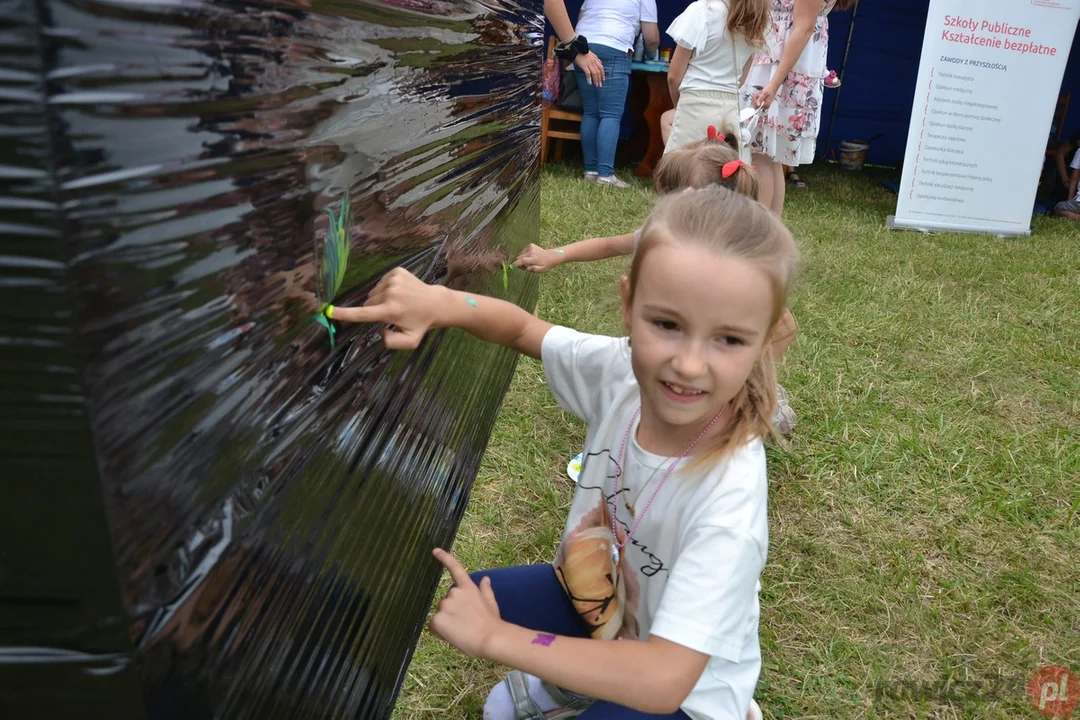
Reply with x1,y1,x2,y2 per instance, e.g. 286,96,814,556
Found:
554,34,589,62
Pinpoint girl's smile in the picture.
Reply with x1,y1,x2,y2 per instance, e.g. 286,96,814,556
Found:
660,381,707,402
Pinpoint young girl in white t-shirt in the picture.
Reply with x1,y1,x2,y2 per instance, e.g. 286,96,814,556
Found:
663,0,770,159
325,186,796,720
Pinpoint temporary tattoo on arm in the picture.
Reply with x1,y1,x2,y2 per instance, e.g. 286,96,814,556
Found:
554,249,565,254
465,296,478,307
531,633,556,647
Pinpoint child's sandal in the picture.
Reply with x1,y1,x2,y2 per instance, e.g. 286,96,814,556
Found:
503,671,591,719
539,681,593,714
773,385,797,436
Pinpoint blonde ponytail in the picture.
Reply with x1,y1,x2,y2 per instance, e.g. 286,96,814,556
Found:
654,128,760,201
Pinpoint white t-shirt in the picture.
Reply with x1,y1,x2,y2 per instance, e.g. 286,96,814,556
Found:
542,326,768,720
575,0,658,54
668,0,757,94
1071,148,1080,201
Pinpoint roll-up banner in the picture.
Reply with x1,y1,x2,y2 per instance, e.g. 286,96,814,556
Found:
890,0,1080,236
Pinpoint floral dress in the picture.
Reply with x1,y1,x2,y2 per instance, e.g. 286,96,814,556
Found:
739,0,835,166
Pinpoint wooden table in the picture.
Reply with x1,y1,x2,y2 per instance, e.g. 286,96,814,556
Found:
630,61,673,177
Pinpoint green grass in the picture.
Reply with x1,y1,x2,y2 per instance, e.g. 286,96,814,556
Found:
393,163,1079,719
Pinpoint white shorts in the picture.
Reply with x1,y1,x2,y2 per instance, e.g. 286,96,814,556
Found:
664,89,749,163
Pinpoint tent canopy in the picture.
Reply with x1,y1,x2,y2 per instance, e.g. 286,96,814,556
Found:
555,0,1080,167
821,1,1080,167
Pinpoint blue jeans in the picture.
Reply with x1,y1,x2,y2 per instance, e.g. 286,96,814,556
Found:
574,44,631,177
471,564,692,719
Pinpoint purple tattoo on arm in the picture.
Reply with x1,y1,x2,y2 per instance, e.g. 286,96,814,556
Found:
531,633,556,647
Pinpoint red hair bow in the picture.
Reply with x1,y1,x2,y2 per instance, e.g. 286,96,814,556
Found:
706,125,726,142
722,159,744,179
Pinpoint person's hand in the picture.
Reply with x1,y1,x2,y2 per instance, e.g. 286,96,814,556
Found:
297,290,322,315
326,267,444,349
753,83,777,111
573,51,604,87
428,549,504,659
515,243,565,273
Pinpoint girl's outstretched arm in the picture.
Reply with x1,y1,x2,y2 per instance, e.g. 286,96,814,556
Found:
429,549,709,716
515,233,635,273
328,268,551,358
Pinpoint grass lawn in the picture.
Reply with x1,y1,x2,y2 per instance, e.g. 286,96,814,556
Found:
394,163,1079,719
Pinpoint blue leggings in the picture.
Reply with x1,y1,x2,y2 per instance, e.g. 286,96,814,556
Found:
471,564,692,719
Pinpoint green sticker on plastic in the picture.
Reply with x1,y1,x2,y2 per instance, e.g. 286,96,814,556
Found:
313,193,352,349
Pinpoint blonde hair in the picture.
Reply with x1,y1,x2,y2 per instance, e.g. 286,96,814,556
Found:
628,186,798,465
723,0,771,46
653,129,759,200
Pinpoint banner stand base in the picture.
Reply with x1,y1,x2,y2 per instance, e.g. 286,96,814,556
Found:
885,216,929,234
886,215,1030,239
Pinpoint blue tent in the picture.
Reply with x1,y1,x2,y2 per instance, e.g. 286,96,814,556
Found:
554,1,1080,167
820,1,1080,167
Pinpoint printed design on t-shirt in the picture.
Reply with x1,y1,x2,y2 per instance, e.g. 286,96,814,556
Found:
553,449,652,641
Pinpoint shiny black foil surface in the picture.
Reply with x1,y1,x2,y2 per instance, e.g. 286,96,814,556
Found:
1,0,541,716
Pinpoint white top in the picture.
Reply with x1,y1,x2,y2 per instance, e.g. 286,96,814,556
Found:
1071,149,1080,201
668,0,757,94
575,0,658,54
542,326,768,720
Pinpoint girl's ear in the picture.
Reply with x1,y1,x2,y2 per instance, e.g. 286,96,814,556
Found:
620,275,633,332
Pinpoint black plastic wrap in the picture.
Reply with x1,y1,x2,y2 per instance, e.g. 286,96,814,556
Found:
1,0,540,716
